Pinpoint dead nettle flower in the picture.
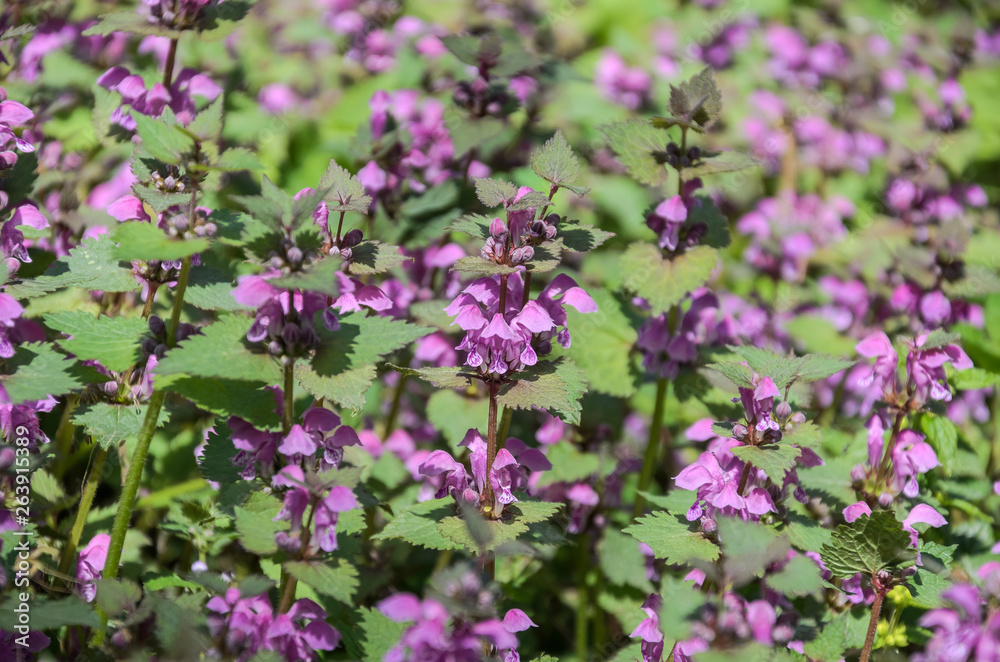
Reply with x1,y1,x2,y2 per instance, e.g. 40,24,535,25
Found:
418,429,550,518
271,464,359,555
141,0,214,30
856,331,972,408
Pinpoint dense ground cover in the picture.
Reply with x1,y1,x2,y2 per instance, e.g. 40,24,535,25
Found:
1,0,999,660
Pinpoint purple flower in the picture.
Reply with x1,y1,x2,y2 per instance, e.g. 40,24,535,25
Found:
630,594,664,662
891,430,939,498
594,50,651,110
75,534,110,603
674,451,776,524
906,333,973,406
264,599,341,661
856,332,898,394
736,374,781,432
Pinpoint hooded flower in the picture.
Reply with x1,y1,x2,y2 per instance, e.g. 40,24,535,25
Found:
75,534,111,603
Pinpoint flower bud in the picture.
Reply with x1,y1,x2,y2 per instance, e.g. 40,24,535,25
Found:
687,145,701,160
286,246,303,265
511,246,534,264
269,256,285,270
173,215,188,232
154,343,168,359
176,323,195,342
282,323,300,346
142,337,158,355
149,315,165,336
489,217,507,239
342,228,364,247
732,423,748,440
268,341,284,356
775,400,792,420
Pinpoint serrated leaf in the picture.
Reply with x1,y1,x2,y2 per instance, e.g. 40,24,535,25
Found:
82,12,185,38
143,573,203,592
947,367,1000,390
0,343,82,404
295,364,375,413
348,241,411,276
185,267,249,311
284,560,358,605
451,256,519,275
803,610,868,661
706,360,756,389
624,511,719,565
161,377,280,429
620,243,718,315
820,510,916,578
784,421,823,448
133,112,194,163
558,222,614,252
684,150,762,178
373,499,462,550
0,595,100,630
678,67,722,128
438,515,528,553
199,423,242,484
156,314,282,383
96,577,143,618
45,312,148,372
234,496,287,555
390,364,479,389
530,131,584,190
600,120,667,187
794,353,857,382
473,177,518,208
919,414,958,475
186,98,223,142
312,313,433,377
111,221,209,261
907,568,950,608
731,443,801,483
73,403,170,450
783,514,834,553
496,358,587,425
320,160,372,213
448,214,492,240
5,234,139,298
357,608,407,662
687,197,730,248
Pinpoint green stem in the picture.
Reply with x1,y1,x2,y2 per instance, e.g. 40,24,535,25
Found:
162,38,178,89
57,447,109,580
93,256,192,647
860,588,886,662
876,408,906,485
384,374,407,437
989,389,1000,476
133,477,209,510
283,361,295,434
497,407,513,449
53,394,80,478
633,378,669,520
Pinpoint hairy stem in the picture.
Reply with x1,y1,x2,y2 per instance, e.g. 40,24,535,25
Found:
497,406,513,449
283,361,295,434
575,536,589,660
57,447,109,580
163,38,178,89
860,587,886,662
484,382,499,517
53,394,80,478
384,374,407,437
633,377,669,520
876,408,907,485
93,256,192,646
736,460,754,496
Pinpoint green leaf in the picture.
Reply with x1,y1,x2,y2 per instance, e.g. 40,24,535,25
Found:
657,576,707,640
473,177,518,208
507,500,561,524
706,360,755,389
234,494,287,555
156,314,282,383
919,413,958,475
268,257,342,296
391,364,480,389
295,364,375,413
684,150,761,178
186,98,224,142
45,312,148,372
73,403,170,450
620,243,718,316
5,234,139,298
426,390,489,452
437,514,528,553
111,221,209,261
803,610,868,662
783,421,823,448
0,595,100,630
82,11,185,38
600,120,667,187
687,197,731,249
948,366,1000,390
357,608,407,662
530,131,586,192
311,313,433,378
0,343,82,404
624,511,720,565
731,444,801,483
677,67,722,128
451,256,519,276
820,510,916,578
348,241,411,276
717,517,791,586
766,554,824,596
496,358,587,425
783,514,833,553
30,469,67,508
284,560,358,605
161,377,281,429
535,441,600,487
558,222,614,252
907,568,950,609
560,289,637,398
199,422,242,483
184,267,248,311
320,160,372,213
448,214,492,240
373,499,462,550
599,528,653,592
132,112,194,163
143,572,203,592
210,147,263,172
96,577,143,619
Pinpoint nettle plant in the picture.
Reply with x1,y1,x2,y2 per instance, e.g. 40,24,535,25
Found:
2,1,1000,662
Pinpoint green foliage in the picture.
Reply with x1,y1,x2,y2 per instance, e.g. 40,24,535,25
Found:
284,560,359,605
111,219,209,262
373,499,462,551
73,403,170,450
711,346,855,390
624,511,720,565
919,413,958,475
535,441,600,487
620,243,719,315
234,493,287,555
530,131,588,195
496,359,588,425
45,311,148,372
599,528,653,592
355,608,408,662
600,120,668,187
731,443,801,483
157,314,282,383
0,343,82,404
133,112,195,164
473,177,518,208
820,510,916,578
560,288,637,398
6,234,139,298
426,389,488,451
0,595,100,630
320,160,372,213
717,517,791,586
765,553,824,596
